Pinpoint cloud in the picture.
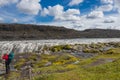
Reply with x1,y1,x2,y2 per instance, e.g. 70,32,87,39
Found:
80,15,120,30
68,0,83,6
114,0,120,13
41,8,49,16
96,0,114,12
40,10,120,31
101,0,113,4
60,9,80,21
87,11,104,19
41,4,81,21
0,17,3,22
65,9,80,15
55,9,80,21
17,0,41,15
101,0,120,13
0,10,36,23
115,0,120,6
0,0,120,31
39,21,85,30
41,5,63,17
39,14,120,31
40,4,120,31
0,0,18,6
98,4,113,12
104,16,117,23
13,18,18,23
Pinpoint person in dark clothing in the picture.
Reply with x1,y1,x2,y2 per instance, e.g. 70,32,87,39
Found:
2,51,14,74
2,53,9,74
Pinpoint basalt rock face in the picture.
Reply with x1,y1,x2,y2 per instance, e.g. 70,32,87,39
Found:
0,23,120,40
80,29,120,38
0,24,80,40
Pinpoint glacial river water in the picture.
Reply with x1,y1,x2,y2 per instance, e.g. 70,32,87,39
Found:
0,38,120,54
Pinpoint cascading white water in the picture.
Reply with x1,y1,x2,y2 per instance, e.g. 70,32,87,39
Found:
0,38,120,54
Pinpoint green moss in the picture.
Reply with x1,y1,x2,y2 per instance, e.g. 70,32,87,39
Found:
14,58,26,69
83,48,100,53
28,54,38,61
53,54,78,65
50,45,72,52
105,48,120,54
6,72,20,80
89,43,105,49
65,64,78,70
34,58,120,80
40,54,57,62
108,42,120,47
62,45,72,50
33,59,49,68
50,46,61,52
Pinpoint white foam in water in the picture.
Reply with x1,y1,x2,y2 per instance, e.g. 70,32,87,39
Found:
0,38,120,54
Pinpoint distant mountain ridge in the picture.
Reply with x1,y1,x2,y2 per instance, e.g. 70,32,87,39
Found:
0,23,120,40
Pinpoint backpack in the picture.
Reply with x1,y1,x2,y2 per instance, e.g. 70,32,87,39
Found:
2,54,9,61
8,52,14,60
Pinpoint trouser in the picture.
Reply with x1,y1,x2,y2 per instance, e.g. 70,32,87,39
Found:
5,60,11,74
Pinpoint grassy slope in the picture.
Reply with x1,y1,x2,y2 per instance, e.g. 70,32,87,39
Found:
33,54,120,80
33,45,120,80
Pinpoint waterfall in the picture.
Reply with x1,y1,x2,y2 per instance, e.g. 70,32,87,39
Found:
0,41,45,54
0,38,120,54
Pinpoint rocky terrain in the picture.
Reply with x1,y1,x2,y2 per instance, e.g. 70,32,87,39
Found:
0,42,120,80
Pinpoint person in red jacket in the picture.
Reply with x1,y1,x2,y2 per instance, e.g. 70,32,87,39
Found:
2,53,9,74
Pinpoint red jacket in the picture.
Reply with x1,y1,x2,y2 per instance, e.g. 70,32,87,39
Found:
2,54,8,61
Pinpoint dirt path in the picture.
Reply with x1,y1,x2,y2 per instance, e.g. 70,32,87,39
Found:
85,58,114,68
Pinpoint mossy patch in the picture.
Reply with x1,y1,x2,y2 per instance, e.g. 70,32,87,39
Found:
50,45,72,52
104,48,120,54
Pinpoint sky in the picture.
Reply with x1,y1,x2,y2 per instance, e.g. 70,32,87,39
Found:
0,0,120,30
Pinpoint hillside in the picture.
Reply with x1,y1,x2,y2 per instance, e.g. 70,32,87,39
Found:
0,23,120,40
